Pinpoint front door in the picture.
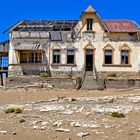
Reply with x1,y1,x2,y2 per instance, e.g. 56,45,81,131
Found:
86,49,93,71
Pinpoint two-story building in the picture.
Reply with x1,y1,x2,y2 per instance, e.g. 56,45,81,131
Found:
5,5,140,80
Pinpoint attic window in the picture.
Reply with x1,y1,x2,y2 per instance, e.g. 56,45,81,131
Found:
87,19,93,31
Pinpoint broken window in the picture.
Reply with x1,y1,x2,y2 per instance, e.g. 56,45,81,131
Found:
67,49,75,64
20,51,42,63
104,50,112,64
53,49,60,64
87,19,93,31
121,50,129,64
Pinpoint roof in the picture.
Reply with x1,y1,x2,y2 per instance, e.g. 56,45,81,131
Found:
14,43,42,50
103,20,138,32
5,20,78,32
85,5,96,13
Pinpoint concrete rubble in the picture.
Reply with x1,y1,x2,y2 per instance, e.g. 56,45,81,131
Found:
77,132,89,137
55,128,70,133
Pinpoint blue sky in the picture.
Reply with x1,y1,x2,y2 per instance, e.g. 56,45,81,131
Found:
0,0,140,42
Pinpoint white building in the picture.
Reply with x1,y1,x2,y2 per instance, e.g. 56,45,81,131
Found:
5,5,140,79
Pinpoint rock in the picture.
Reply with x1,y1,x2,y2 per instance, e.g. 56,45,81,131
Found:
137,128,140,132
41,121,48,126
76,107,85,113
39,105,65,112
0,131,8,135
33,126,40,130
53,120,63,127
77,132,89,137
32,120,43,125
55,128,70,133
71,121,82,127
41,126,45,130
83,124,99,129
12,132,17,135
59,110,74,115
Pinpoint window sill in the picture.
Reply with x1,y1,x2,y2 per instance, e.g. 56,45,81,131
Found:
102,64,132,67
51,64,77,67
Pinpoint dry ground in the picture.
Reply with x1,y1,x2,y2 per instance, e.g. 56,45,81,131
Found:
0,88,140,140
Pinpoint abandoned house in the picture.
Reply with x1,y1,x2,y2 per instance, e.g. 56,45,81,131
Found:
0,40,9,85
4,5,140,89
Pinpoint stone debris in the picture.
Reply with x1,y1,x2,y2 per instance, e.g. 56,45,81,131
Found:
59,110,74,115
39,105,65,112
53,120,64,127
83,123,99,129
41,126,46,130
0,131,8,135
33,126,40,130
76,107,85,113
12,132,17,135
77,132,89,137
55,128,70,133
41,121,49,126
32,120,43,125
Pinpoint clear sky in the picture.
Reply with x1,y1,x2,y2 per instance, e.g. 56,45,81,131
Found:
0,0,140,42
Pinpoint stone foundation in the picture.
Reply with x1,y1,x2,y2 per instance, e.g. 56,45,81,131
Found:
8,64,49,77
50,71,83,78
98,71,140,79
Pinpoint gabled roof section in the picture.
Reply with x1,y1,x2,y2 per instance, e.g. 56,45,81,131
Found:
4,20,78,33
103,20,138,33
85,5,96,13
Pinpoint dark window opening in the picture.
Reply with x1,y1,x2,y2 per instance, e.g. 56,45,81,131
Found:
20,51,42,64
121,50,129,64
67,49,75,64
53,49,60,64
87,19,93,31
105,50,112,64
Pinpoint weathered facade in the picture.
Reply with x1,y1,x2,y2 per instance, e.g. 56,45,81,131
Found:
6,5,140,79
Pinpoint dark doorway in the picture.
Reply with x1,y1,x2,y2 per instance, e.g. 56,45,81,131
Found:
86,49,93,71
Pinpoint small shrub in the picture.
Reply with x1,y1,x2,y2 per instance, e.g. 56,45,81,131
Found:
111,112,125,118
40,72,49,77
5,108,15,114
14,108,23,114
19,119,26,123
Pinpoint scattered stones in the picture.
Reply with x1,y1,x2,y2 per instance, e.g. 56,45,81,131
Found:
137,128,140,132
53,120,64,127
59,110,74,115
55,128,70,133
12,132,17,135
33,126,40,130
77,132,89,137
39,105,65,112
41,126,45,130
0,131,8,135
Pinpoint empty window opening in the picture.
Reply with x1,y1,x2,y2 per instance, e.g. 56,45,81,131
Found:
20,51,42,63
53,49,60,64
121,50,129,64
67,49,75,64
104,50,112,64
87,19,93,31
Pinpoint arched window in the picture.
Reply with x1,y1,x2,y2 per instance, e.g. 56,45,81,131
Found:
120,44,131,65
66,45,76,64
51,44,62,64
103,44,114,64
